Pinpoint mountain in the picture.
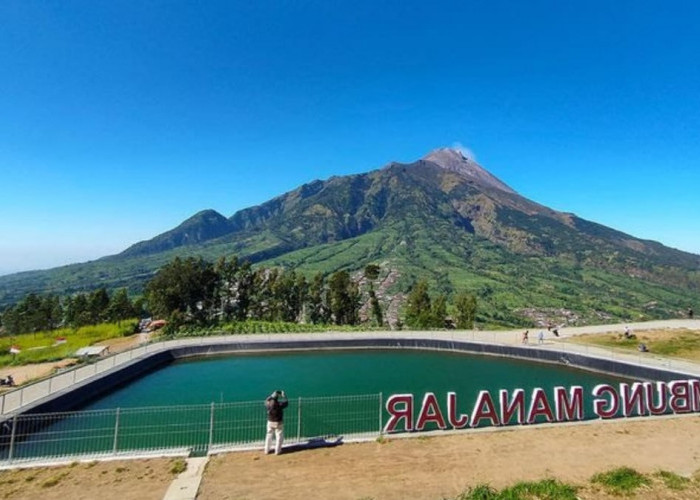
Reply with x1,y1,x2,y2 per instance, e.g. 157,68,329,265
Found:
1,148,698,326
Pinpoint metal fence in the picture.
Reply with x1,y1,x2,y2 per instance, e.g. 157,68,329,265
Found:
0,393,383,466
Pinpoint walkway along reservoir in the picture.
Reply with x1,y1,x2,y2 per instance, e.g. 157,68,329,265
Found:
1,325,700,465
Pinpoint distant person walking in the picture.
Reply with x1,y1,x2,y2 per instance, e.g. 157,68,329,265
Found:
689,307,694,319
537,330,544,344
522,330,529,344
264,390,289,455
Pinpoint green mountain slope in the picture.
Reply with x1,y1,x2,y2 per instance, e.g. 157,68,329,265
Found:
1,148,698,325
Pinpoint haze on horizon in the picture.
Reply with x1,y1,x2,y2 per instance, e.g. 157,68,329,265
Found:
1,1,699,276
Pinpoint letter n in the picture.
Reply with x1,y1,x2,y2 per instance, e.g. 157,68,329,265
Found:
500,389,525,425
621,382,646,417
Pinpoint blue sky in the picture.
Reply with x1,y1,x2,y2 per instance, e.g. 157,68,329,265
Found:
1,1,699,276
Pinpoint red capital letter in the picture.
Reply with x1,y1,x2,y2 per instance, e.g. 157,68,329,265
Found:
554,386,584,422
592,384,619,419
384,394,414,433
447,392,469,429
470,391,500,428
415,392,447,431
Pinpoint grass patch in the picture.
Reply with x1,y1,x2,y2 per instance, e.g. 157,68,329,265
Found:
170,459,187,475
591,466,650,495
375,435,389,445
41,472,68,488
454,479,577,499
567,329,700,360
0,320,138,367
655,470,690,490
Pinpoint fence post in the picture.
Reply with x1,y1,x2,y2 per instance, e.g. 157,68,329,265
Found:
208,402,215,451
113,408,120,454
8,414,18,462
378,392,383,435
296,397,302,443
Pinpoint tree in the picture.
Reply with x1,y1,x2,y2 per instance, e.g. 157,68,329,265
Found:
431,294,447,328
364,264,381,281
307,273,330,324
369,288,383,327
405,280,432,329
89,288,111,324
145,257,218,325
328,270,360,325
108,288,136,323
454,291,478,329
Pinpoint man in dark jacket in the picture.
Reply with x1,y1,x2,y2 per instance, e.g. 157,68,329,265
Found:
264,390,289,455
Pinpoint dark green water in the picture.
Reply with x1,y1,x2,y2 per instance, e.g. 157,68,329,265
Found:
80,349,627,410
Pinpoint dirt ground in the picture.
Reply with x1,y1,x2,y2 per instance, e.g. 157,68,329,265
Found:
1,409,700,499
197,416,700,500
0,458,177,500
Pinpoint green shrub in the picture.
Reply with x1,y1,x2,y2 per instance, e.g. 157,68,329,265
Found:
170,459,187,475
655,470,690,490
591,467,650,494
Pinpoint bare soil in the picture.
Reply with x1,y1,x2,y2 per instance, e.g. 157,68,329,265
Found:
197,416,700,500
0,458,176,500
1,405,700,499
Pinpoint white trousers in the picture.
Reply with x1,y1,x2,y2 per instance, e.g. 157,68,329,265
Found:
265,421,284,455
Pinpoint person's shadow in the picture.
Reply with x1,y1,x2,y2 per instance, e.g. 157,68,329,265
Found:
283,435,344,454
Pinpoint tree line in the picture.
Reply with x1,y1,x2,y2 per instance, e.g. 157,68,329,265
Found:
0,254,478,336
144,256,477,331
0,288,141,336
144,256,363,331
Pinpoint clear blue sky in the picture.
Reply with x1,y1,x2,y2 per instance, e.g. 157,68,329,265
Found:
1,1,699,276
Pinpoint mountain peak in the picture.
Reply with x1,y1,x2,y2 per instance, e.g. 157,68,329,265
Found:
422,147,516,194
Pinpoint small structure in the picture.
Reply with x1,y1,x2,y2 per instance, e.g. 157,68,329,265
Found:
146,319,167,332
9,345,21,355
74,346,109,358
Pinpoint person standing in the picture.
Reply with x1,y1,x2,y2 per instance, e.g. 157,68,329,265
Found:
264,390,289,455
537,330,544,344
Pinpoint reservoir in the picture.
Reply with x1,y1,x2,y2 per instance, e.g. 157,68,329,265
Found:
5,348,633,462
79,349,627,412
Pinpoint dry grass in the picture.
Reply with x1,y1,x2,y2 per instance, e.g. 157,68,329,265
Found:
566,328,700,361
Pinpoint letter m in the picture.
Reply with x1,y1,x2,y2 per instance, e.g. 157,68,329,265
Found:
554,386,584,421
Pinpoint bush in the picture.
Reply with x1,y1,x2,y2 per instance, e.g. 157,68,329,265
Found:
591,467,650,494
